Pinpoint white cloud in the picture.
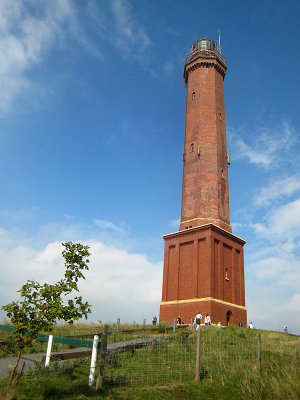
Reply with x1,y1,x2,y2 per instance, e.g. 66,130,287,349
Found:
169,218,180,229
244,196,300,334
87,0,152,61
0,0,104,115
80,241,162,321
0,226,162,325
233,167,300,334
235,139,272,166
0,208,34,223
165,26,181,37
229,121,298,169
0,0,153,115
1,211,299,332
231,221,247,231
248,256,300,289
93,219,126,233
287,293,300,313
109,0,152,60
246,286,300,333
255,175,300,207
251,198,300,245
0,1,71,113
266,198,300,237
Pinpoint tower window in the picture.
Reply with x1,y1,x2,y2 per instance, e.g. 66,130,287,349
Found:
190,143,194,152
225,268,229,281
192,91,195,99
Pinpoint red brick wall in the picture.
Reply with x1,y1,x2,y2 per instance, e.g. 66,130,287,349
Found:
197,238,207,298
160,301,247,327
179,56,230,233
160,225,247,326
178,241,195,299
166,245,177,301
160,47,246,328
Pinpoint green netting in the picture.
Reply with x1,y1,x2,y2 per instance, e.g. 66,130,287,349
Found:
0,325,99,349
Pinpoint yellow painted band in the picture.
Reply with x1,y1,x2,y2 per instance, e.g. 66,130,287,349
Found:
160,297,246,310
163,222,246,244
181,217,231,227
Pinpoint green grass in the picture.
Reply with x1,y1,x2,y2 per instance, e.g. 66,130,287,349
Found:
0,324,299,399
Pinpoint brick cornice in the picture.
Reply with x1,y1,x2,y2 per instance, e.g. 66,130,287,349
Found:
163,223,246,246
184,55,226,83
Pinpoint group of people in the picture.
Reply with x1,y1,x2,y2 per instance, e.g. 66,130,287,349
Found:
194,312,211,330
153,313,212,328
175,313,211,329
152,314,254,329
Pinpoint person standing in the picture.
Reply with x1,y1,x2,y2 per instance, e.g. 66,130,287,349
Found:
205,314,211,327
194,312,202,330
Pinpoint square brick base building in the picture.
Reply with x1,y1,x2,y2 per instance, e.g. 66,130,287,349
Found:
159,224,246,326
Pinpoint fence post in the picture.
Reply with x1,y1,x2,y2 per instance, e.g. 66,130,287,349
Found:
298,338,300,371
45,335,53,367
257,333,261,372
95,325,108,391
173,318,176,333
88,335,99,387
195,328,201,382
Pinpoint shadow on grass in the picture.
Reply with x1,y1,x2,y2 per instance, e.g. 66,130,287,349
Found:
104,374,130,387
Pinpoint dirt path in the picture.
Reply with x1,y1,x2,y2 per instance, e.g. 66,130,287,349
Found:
0,337,160,379
0,347,89,379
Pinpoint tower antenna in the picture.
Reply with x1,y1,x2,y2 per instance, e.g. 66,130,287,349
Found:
218,29,221,51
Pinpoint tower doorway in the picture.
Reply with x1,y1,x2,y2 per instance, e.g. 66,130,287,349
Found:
226,311,232,326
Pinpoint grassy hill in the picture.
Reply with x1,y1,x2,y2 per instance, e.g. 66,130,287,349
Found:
0,324,299,400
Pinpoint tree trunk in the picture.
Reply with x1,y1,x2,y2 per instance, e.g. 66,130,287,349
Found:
9,349,22,387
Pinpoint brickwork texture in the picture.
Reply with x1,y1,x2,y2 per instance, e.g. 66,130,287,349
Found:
159,41,247,327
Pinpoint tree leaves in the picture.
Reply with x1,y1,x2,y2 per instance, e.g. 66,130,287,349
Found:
2,242,92,350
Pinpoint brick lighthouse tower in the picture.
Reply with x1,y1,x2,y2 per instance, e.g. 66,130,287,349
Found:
159,39,247,327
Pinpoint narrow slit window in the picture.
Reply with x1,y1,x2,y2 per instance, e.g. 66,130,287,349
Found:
225,268,229,281
190,143,194,152
192,91,195,99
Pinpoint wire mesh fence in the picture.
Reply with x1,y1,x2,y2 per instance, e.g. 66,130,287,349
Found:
102,328,299,388
201,329,258,375
0,325,299,391
105,332,195,386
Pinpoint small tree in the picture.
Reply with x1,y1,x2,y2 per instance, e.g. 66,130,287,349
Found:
2,242,92,386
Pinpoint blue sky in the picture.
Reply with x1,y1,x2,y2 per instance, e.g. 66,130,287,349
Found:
0,0,300,333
